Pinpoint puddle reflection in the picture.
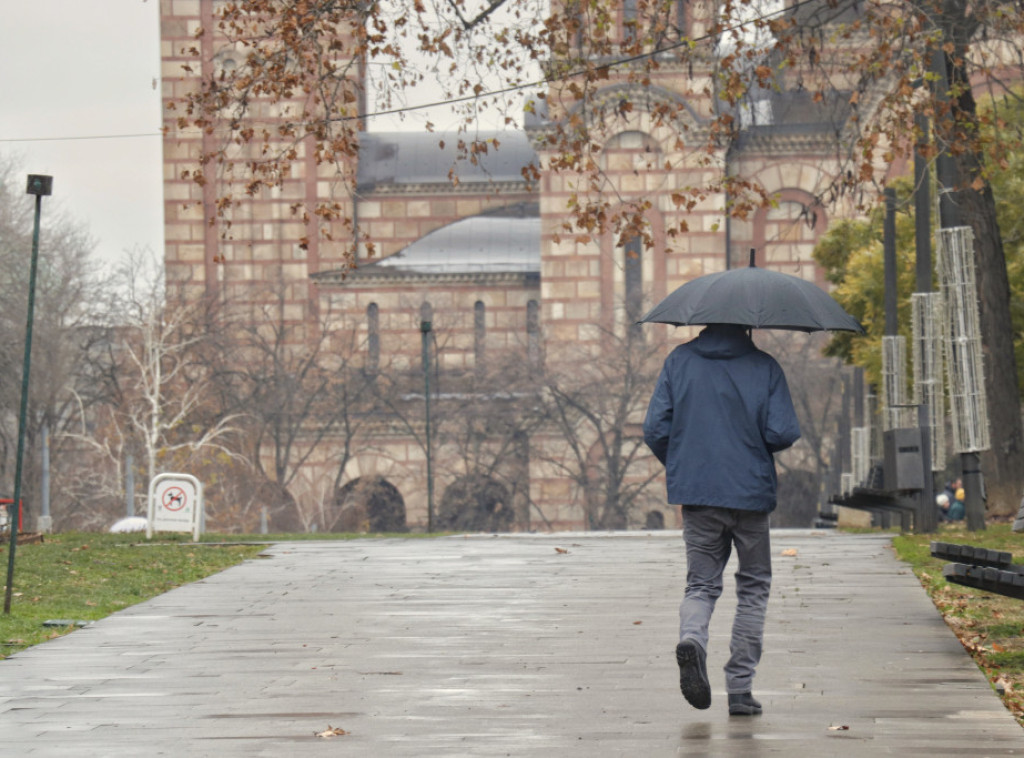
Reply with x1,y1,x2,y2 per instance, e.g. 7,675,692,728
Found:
679,720,765,756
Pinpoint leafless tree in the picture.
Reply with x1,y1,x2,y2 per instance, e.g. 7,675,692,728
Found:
0,156,111,529
61,252,241,528
757,331,846,527
205,278,380,531
535,325,668,530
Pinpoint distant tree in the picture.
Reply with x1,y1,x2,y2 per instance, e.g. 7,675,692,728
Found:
0,156,108,528
985,92,1024,398
812,178,920,390
206,277,380,531
64,253,240,528
757,331,847,527
432,348,541,532
367,316,543,532
536,326,667,530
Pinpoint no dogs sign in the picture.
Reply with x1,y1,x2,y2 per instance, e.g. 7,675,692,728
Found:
147,473,204,541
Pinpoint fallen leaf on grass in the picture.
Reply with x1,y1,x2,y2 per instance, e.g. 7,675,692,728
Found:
315,726,348,738
780,548,798,557
828,724,850,731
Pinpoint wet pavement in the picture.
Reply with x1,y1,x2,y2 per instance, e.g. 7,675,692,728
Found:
0,530,1021,756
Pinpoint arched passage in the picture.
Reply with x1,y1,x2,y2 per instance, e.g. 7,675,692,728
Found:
438,474,513,533
333,476,407,533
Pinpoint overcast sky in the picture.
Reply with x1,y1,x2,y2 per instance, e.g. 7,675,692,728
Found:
0,1,164,269
0,2,532,271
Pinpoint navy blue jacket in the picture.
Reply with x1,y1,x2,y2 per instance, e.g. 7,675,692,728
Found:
643,325,801,512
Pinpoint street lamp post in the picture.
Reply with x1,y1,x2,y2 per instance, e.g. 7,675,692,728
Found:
420,320,434,533
5,174,52,614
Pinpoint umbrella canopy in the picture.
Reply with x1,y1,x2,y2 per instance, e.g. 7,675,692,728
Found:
638,259,864,333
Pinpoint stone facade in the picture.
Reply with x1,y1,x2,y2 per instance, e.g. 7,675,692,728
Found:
160,0,859,532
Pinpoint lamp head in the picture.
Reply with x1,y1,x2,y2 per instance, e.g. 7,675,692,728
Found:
26,175,53,197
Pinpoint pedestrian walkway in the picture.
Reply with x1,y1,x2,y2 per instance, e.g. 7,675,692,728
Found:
0,531,1021,756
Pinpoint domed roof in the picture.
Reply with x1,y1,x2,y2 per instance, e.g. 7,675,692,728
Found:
371,214,539,275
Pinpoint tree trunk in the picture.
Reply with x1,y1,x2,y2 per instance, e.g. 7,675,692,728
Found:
949,62,1024,515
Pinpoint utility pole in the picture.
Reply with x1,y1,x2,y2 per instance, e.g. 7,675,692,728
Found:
5,174,52,614
420,320,435,533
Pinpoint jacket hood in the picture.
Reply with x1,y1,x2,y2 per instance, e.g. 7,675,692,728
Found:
692,324,756,359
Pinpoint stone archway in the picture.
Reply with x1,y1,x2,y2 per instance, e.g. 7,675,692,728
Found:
437,474,513,533
333,476,407,533
644,510,666,530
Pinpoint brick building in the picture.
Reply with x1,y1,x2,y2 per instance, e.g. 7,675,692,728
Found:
160,1,860,531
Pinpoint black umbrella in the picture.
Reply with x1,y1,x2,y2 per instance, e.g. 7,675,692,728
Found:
638,251,864,333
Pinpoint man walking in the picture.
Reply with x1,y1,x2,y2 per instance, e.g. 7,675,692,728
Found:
643,323,801,716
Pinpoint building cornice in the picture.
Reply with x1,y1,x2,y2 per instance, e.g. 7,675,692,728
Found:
734,130,847,154
358,180,531,197
313,268,540,288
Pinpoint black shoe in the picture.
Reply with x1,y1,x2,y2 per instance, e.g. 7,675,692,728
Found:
675,640,711,710
728,692,762,716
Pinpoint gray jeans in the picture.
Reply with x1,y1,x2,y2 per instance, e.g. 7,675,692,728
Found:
679,505,772,695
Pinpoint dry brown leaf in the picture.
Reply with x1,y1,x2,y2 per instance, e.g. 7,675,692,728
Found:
315,726,348,738
633,620,643,625
781,548,798,557
555,547,569,554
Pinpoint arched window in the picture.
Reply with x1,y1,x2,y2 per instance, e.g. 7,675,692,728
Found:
623,0,638,43
752,189,827,272
613,232,649,341
474,301,486,378
366,302,379,375
674,0,688,37
527,299,541,370
624,235,643,334
567,0,585,52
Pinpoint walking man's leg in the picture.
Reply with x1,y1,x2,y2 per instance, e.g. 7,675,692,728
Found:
677,506,731,709
724,510,772,715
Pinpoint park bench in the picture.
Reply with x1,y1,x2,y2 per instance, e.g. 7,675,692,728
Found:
931,541,1024,600
828,486,918,531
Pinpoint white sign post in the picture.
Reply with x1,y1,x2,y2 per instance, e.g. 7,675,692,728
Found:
147,473,203,541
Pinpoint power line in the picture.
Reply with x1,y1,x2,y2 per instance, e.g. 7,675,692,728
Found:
0,132,161,144
1,0,827,144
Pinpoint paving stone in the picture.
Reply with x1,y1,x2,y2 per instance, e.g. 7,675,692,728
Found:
0,531,1021,756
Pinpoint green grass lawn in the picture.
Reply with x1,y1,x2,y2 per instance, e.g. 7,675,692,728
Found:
892,522,1024,724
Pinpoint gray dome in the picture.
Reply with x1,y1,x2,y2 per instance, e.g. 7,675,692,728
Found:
374,215,540,274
